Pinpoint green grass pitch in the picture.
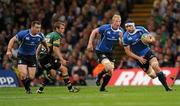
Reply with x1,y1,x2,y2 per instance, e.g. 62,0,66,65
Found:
0,86,180,106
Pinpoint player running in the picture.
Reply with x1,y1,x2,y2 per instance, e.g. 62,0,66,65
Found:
6,21,49,94
87,14,124,92
36,21,79,93
123,20,172,91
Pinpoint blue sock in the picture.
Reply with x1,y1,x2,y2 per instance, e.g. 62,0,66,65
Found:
156,72,169,91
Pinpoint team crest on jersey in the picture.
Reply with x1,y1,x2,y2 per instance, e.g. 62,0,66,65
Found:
107,31,111,34
25,37,30,40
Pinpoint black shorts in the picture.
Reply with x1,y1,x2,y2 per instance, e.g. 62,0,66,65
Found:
136,50,156,72
38,54,61,71
17,53,37,67
95,50,115,63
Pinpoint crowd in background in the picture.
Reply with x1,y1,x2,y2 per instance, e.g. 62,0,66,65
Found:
0,0,180,85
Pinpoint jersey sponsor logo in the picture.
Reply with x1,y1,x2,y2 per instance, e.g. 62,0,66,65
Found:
108,68,179,86
107,37,118,41
112,36,115,39
131,39,141,45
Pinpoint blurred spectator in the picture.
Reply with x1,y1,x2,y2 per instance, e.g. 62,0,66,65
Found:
71,59,88,86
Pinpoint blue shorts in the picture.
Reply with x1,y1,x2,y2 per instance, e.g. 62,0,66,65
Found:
17,53,37,67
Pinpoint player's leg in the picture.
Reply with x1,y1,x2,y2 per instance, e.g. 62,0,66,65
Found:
27,67,36,92
18,64,31,93
96,70,107,86
60,65,79,92
146,66,156,79
95,52,107,86
149,57,172,91
37,69,56,93
100,58,114,92
36,54,53,93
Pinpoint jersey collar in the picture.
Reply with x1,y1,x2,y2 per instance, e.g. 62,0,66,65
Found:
29,29,39,37
111,25,122,32
127,28,140,35
55,31,63,38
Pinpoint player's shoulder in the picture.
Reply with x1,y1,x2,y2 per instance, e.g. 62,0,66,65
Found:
17,29,29,35
38,32,45,38
136,26,147,31
99,24,111,29
46,32,61,39
123,31,129,37
119,27,125,33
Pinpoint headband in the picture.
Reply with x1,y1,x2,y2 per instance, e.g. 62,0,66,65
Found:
125,22,135,27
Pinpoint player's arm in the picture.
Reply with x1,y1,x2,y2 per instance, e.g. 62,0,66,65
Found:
51,37,66,64
124,45,146,64
6,36,16,58
36,44,42,67
36,44,42,58
87,28,99,51
141,34,155,44
41,41,49,53
118,32,123,46
53,46,67,65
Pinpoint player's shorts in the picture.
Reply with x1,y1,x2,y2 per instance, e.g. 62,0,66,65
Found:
17,53,37,67
95,50,115,63
136,50,156,72
38,54,61,71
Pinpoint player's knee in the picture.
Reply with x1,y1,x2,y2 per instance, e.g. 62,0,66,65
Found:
29,74,35,80
50,70,56,77
147,67,156,79
104,63,114,72
102,59,114,72
60,65,68,74
19,72,27,79
150,62,159,68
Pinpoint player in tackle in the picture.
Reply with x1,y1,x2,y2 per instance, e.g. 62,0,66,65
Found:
6,21,49,94
36,21,79,93
87,14,124,92
123,20,172,91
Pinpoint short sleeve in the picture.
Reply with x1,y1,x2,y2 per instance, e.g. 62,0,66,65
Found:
39,33,46,42
122,34,129,46
141,26,149,34
52,34,60,47
98,24,108,34
16,30,25,42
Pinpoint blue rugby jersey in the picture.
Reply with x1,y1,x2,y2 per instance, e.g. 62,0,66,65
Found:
123,26,150,56
95,24,124,53
16,29,45,55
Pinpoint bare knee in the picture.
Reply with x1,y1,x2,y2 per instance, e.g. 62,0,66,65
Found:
50,69,56,77
101,59,114,72
151,62,161,73
60,65,68,75
147,67,157,79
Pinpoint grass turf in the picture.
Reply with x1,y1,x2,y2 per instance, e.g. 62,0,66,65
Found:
0,86,180,106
